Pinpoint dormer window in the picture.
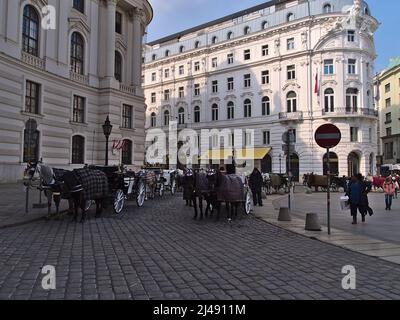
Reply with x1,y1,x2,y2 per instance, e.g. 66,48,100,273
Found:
287,12,295,22
244,26,251,35
227,31,233,40
152,54,157,61
165,50,170,57
212,36,218,44
195,41,200,49
179,45,185,53
323,3,332,13
261,21,268,29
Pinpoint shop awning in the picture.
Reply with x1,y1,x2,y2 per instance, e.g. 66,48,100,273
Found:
201,147,271,161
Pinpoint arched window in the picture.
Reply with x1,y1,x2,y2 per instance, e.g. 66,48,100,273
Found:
122,140,132,165
324,88,335,112
150,112,156,128
165,50,170,57
152,54,157,61
179,45,185,53
287,12,295,22
212,104,219,121
194,41,200,49
227,31,233,40
287,91,297,112
212,36,218,44
262,96,270,116
114,51,122,82
72,135,85,164
227,101,235,120
323,3,332,13
178,108,185,124
365,7,370,15
346,88,358,112
194,106,201,123
164,110,170,126
261,21,268,30
22,5,40,57
244,99,252,118
70,32,85,74
23,120,40,163
244,26,251,35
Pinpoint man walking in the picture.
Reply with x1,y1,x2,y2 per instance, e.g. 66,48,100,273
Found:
249,168,263,207
346,175,363,224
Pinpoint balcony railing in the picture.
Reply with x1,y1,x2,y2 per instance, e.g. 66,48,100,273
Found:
119,83,136,95
322,108,378,117
21,52,45,70
70,71,89,85
279,111,303,121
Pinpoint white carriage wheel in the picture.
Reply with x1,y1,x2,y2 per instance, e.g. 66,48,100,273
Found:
114,190,125,214
137,182,146,207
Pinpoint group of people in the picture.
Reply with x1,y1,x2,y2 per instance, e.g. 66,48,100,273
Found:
346,174,374,225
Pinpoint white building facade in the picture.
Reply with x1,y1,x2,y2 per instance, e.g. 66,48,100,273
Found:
0,0,153,182
143,0,378,180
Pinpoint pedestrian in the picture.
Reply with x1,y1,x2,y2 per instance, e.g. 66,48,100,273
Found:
356,173,373,218
346,174,363,224
249,168,263,207
393,177,399,199
383,177,396,210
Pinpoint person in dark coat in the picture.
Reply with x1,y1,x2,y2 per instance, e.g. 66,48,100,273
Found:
356,173,373,218
249,168,263,206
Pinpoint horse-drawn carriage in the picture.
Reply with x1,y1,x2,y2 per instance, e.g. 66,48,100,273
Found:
140,167,179,199
262,173,289,194
304,173,348,192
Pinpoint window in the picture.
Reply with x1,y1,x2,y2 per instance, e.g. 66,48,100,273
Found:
227,31,233,40
178,87,184,99
386,98,392,108
70,32,85,74
212,57,218,68
244,49,251,61
347,30,355,42
25,80,40,114
194,62,200,72
227,102,235,120
386,127,392,137
22,5,40,57
73,0,85,13
164,110,170,126
323,3,332,13
227,78,235,91
287,13,295,22
227,53,234,64
164,68,170,78
179,46,185,53
194,106,201,123
324,59,334,75
245,132,253,146
115,12,122,34
194,41,200,49
244,74,251,88
212,80,218,93
165,50,170,57
287,38,295,50
262,45,269,56
262,131,270,145
152,54,157,61
262,96,270,116
287,91,297,112
72,136,85,164
244,99,252,118
386,112,392,124
150,113,156,128
324,88,335,112
350,127,359,142
244,26,251,35
212,36,218,44
122,104,133,129
261,70,270,85
150,92,156,104
287,65,296,80
164,89,170,101
212,104,219,121
385,83,391,93
194,84,200,96
114,51,122,82
151,72,156,82
368,128,372,143
122,140,132,165
178,108,185,124
290,129,297,143
385,142,394,160
72,95,85,123
23,125,40,163
348,59,356,74
262,21,268,29
346,88,358,112
179,65,184,75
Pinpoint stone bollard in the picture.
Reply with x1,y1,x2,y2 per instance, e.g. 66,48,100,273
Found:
305,213,322,231
278,189,285,195
278,207,291,221
305,187,313,194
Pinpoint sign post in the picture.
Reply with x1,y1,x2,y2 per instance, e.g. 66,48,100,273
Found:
315,124,341,235
282,131,295,210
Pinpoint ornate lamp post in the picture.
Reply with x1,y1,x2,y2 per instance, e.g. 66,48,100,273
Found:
102,116,113,166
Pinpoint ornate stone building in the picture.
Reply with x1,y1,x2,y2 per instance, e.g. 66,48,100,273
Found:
0,0,153,182
143,0,379,180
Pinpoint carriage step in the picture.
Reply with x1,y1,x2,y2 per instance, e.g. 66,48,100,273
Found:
278,207,292,222
305,213,322,231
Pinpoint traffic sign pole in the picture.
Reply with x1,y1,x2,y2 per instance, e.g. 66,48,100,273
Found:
327,148,331,235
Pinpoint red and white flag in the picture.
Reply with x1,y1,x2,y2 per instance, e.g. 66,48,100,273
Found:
314,69,320,96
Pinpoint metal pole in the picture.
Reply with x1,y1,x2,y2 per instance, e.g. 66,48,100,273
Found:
327,148,331,235
105,136,109,166
287,132,291,210
25,184,29,214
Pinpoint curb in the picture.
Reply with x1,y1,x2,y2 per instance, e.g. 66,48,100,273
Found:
0,209,69,230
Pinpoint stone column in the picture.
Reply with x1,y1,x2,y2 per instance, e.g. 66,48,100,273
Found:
106,0,117,78
132,8,143,86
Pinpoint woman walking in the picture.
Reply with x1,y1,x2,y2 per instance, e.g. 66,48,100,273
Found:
346,175,363,224
384,177,396,211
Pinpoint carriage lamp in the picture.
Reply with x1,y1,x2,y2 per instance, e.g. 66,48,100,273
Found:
102,116,113,166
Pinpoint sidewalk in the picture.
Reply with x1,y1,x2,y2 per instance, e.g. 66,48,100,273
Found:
0,183,69,229
254,188,400,266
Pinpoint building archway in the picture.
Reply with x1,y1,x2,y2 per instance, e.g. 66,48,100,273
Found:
348,152,360,177
261,154,272,173
323,152,339,176
287,153,299,182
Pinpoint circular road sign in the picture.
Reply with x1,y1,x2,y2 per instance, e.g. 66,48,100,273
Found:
315,124,341,149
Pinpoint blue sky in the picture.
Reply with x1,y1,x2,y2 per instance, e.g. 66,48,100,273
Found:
146,0,400,72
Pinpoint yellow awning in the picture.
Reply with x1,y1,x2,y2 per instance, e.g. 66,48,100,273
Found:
201,148,271,161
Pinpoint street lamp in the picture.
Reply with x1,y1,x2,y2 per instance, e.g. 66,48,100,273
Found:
279,154,282,174
102,116,113,166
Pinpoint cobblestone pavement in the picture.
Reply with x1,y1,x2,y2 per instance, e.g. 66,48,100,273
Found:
1,195,400,300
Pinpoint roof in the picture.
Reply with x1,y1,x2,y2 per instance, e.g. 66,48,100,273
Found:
147,0,291,46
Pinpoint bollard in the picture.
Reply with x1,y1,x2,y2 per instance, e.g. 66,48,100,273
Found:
278,189,285,195
305,187,313,194
305,213,322,231
278,207,291,221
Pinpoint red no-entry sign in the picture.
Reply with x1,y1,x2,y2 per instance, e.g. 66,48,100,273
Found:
315,124,341,149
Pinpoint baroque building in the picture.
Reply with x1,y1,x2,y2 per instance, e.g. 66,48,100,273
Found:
143,0,378,180
0,0,153,182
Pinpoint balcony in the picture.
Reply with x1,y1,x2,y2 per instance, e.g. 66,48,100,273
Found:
279,111,303,122
21,52,45,70
321,108,378,118
119,83,136,95
70,71,89,85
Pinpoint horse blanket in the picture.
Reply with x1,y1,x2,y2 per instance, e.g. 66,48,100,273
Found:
195,172,209,194
74,168,109,201
217,174,244,203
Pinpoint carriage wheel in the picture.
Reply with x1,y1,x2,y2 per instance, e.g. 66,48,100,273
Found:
159,183,164,197
113,190,125,214
244,191,252,215
171,180,177,195
84,200,93,212
136,181,146,207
